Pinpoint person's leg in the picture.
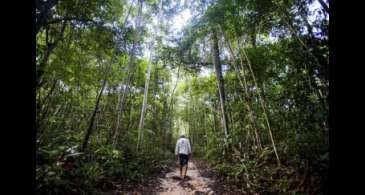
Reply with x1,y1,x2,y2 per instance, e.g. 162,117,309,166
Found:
181,165,186,178
184,165,188,177
180,165,183,177
184,154,189,177
184,163,188,177
182,154,188,178
179,154,183,178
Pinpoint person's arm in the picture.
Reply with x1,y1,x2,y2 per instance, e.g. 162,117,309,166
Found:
188,140,192,157
175,140,180,161
175,140,179,156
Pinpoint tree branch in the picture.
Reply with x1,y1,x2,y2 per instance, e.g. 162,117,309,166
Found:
317,0,329,14
46,17,101,26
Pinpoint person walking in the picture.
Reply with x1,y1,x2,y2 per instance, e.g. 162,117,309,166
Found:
175,134,192,179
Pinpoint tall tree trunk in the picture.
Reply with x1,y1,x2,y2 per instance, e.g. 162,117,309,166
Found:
240,45,281,165
283,10,327,112
211,29,229,147
53,99,72,132
111,0,144,148
223,33,263,151
37,79,58,134
136,0,163,151
37,20,67,89
283,10,324,70
212,103,217,133
152,66,159,135
136,51,153,151
169,65,180,110
167,65,180,138
82,62,111,151
107,0,136,146
251,24,256,48
111,81,130,148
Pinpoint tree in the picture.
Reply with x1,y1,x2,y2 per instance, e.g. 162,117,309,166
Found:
82,59,113,151
211,29,229,147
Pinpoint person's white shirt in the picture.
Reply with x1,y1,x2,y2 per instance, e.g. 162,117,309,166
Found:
175,137,191,155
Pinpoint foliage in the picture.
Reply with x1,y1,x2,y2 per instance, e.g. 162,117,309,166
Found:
36,0,329,194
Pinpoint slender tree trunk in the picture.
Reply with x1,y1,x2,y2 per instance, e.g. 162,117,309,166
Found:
37,79,58,133
251,25,256,48
107,0,135,146
211,29,229,143
37,20,67,88
212,104,217,133
240,45,281,165
82,62,111,151
54,99,72,132
136,0,163,151
136,51,153,151
152,66,159,135
224,34,263,151
36,0,59,34
39,94,65,135
111,0,144,148
317,0,329,14
169,65,180,110
166,65,181,138
283,11,327,111
283,10,322,68
122,0,137,30
37,79,58,114
298,4,314,38
111,81,129,148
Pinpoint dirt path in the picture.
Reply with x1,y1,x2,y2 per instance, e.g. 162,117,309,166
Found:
110,159,243,195
157,160,215,195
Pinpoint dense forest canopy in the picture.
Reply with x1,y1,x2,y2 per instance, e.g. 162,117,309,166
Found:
36,0,329,194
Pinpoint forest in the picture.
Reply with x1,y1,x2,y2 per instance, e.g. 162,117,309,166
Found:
36,0,329,194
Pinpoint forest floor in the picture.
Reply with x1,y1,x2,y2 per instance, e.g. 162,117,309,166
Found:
110,158,243,195
157,160,215,195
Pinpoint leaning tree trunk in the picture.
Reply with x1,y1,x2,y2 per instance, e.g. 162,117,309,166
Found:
297,3,314,39
111,0,144,148
317,0,329,14
136,51,153,152
36,0,59,35
36,79,58,135
211,29,230,149
166,65,181,138
283,10,327,112
239,44,281,166
37,20,67,89
223,34,263,152
82,62,112,151
111,76,131,148
136,0,163,152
